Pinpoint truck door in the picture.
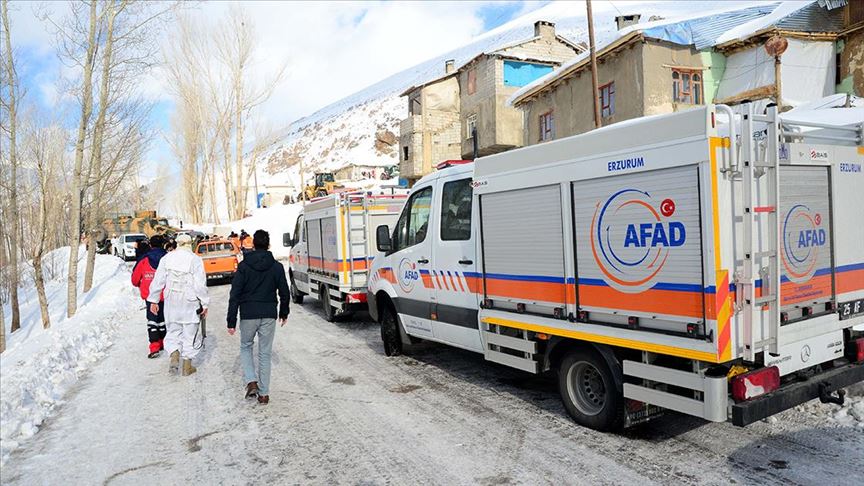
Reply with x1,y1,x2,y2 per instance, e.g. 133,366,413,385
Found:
388,184,435,339
430,175,483,351
778,166,834,320
290,214,310,295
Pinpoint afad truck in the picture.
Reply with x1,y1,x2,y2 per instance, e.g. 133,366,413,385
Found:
367,104,864,431
286,190,408,320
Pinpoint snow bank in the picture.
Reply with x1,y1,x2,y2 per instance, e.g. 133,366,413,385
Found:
0,247,138,465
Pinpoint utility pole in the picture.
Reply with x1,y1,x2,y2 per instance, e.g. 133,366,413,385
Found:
586,0,602,128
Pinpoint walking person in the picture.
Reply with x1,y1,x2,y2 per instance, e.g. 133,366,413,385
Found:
147,233,209,376
131,234,167,358
226,230,290,404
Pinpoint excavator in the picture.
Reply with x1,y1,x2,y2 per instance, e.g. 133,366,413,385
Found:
298,172,343,201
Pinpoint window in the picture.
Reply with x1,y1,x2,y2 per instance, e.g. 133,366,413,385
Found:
197,244,208,254
503,60,554,87
392,187,433,251
599,82,615,118
410,96,421,115
467,68,476,95
672,69,703,105
539,111,554,142
440,178,473,241
466,114,477,140
402,146,409,161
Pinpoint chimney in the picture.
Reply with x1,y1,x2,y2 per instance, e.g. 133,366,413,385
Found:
615,14,641,30
534,20,555,39
445,59,455,74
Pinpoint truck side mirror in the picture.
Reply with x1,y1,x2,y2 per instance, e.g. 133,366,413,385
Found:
376,225,392,252
283,232,293,247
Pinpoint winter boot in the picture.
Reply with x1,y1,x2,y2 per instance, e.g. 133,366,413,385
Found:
181,358,197,376
147,350,162,359
257,395,269,405
246,381,259,399
169,350,180,374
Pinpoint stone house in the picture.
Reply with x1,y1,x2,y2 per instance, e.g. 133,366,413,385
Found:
511,1,857,146
399,21,583,185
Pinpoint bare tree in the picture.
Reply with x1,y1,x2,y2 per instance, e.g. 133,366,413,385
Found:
62,0,100,318
1,0,22,333
20,113,67,329
214,6,285,221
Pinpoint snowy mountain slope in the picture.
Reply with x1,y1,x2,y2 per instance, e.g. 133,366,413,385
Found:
258,0,775,186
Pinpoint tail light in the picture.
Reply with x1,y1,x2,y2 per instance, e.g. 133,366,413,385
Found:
850,338,864,363
346,293,367,304
577,310,589,322
731,366,780,402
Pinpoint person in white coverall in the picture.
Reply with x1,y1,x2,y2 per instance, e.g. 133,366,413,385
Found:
147,234,209,376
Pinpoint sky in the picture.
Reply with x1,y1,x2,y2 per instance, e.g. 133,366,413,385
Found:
6,0,549,181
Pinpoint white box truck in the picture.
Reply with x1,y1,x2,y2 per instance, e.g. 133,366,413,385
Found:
367,104,864,430
286,190,408,320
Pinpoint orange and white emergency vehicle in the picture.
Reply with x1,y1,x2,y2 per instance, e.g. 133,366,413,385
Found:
286,190,408,320
368,104,864,430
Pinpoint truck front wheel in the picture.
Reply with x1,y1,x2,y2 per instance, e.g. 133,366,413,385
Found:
380,305,403,357
290,275,304,304
558,348,624,431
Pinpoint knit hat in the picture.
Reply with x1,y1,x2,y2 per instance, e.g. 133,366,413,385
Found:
176,233,193,248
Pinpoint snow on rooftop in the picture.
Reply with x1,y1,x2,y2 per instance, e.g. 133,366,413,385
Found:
507,1,825,107
713,1,816,45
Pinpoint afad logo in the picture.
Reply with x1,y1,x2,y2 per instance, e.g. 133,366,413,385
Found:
782,204,825,283
398,258,420,293
590,188,686,293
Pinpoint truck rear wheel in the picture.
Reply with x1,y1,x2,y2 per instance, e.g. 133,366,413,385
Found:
380,305,402,357
319,284,336,322
290,275,304,304
558,348,624,432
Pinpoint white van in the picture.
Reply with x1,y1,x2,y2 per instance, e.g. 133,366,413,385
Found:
367,105,864,431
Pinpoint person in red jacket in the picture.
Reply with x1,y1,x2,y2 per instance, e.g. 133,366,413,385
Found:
132,234,168,358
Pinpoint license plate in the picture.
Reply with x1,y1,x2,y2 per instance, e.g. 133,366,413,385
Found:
838,298,864,320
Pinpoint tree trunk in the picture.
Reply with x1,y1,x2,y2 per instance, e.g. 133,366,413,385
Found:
2,0,21,332
234,74,244,221
66,0,99,317
83,2,117,293
33,254,50,329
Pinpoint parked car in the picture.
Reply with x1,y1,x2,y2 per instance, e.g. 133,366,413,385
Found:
112,233,147,261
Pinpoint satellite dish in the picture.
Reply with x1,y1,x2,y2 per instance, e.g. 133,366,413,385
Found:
764,35,788,57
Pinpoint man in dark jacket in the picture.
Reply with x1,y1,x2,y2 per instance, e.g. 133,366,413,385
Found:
131,234,167,358
227,230,290,404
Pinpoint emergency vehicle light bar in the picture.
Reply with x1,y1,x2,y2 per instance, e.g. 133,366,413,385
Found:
435,160,473,170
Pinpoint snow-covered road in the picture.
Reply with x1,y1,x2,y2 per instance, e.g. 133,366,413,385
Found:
2,282,863,485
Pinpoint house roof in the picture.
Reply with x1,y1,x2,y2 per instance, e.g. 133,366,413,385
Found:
510,1,845,107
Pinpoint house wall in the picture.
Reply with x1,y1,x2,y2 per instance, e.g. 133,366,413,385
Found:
398,76,461,181
641,41,712,115
459,56,499,157
523,41,645,144
838,31,864,96
460,32,580,158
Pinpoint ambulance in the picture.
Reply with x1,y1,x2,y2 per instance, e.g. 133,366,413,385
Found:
367,104,864,431
286,190,407,320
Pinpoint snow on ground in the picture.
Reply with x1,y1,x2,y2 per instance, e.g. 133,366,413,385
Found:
1,283,862,484
0,247,139,465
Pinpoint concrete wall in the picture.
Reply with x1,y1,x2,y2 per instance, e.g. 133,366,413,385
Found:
459,56,499,158
838,31,864,96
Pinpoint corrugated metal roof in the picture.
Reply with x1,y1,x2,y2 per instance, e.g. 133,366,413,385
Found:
641,4,779,49
777,1,846,32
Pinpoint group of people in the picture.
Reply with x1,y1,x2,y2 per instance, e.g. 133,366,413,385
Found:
228,229,255,254
130,229,290,405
